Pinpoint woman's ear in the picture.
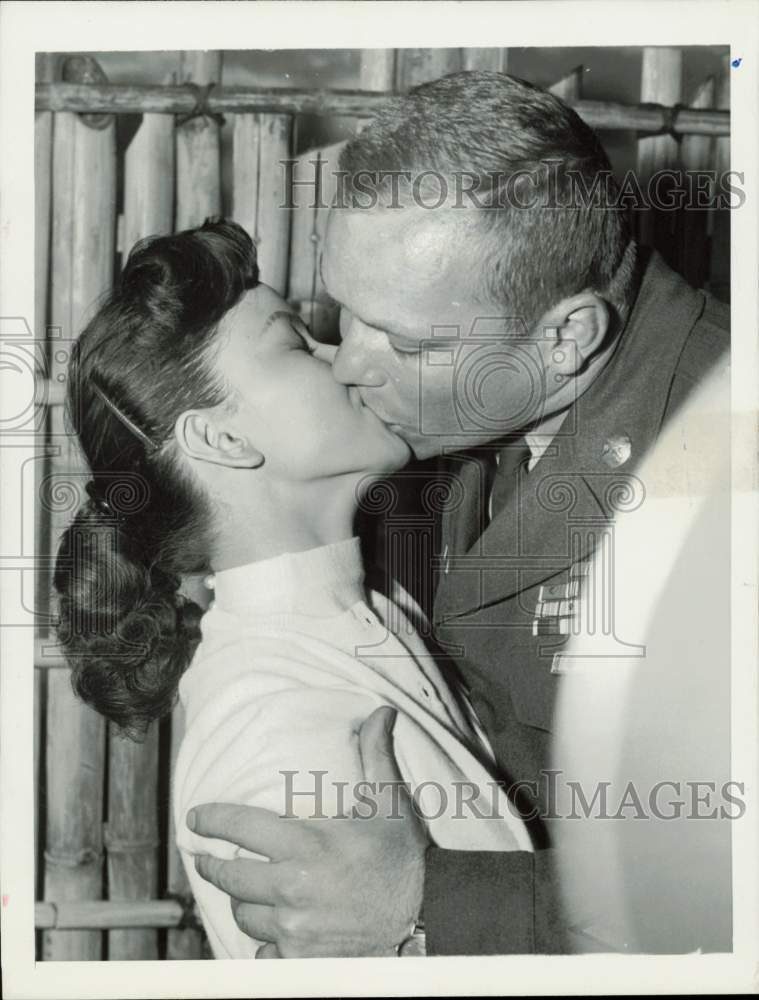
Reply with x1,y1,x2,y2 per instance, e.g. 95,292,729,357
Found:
537,292,611,377
174,410,264,469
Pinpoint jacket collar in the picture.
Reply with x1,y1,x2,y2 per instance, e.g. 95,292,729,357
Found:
434,249,705,623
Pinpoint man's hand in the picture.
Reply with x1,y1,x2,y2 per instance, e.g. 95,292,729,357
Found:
188,706,429,958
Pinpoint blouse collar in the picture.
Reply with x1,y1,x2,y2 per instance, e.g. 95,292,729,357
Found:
210,536,366,618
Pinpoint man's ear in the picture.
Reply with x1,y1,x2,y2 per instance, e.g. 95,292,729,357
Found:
537,291,610,377
174,409,264,469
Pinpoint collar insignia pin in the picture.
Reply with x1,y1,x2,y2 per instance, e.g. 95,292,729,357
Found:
601,433,632,468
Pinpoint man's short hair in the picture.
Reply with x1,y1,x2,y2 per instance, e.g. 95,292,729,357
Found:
339,71,636,330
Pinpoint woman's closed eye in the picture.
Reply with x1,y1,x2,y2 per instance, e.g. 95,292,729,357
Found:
389,339,421,356
288,316,338,364
286,321,316,353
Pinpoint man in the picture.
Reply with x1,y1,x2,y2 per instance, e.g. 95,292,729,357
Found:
187,71,729,955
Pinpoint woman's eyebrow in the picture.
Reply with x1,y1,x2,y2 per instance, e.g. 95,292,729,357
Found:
259,309,298,337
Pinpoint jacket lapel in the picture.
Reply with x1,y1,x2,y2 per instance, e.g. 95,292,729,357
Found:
435,425,607,623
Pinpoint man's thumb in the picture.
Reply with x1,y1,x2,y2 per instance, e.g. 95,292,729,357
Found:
358,706,405,786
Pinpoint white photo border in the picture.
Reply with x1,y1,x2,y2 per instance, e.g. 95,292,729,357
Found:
1,1,757,996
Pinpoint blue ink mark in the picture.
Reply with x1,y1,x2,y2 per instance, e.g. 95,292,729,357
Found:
731,58,742,68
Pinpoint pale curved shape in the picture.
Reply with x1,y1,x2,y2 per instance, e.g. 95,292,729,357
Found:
553,359,733,953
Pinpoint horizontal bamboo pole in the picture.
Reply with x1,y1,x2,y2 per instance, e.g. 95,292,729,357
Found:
36,899,187,930
35,82,730,135
37,82,390,117
573,98,726,135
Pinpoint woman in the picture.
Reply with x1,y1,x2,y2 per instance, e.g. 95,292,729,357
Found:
54,219,531,958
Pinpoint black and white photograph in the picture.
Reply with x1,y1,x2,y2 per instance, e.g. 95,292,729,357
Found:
1,1,757,997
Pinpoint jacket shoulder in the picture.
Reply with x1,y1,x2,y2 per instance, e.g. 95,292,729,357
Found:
677,290,729,379
666,290,729,422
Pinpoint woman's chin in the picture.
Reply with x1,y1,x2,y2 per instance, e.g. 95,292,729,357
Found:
384,435,413,472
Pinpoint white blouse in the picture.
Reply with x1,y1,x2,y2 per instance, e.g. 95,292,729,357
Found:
173,537,531,958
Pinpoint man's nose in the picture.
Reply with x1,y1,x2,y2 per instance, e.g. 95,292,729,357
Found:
331,327,388,388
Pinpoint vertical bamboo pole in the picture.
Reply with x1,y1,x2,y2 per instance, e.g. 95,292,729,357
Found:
287,49,397,337
679,76,716,288
175,52,222,230
123,106,174,253
166,49,223,962
35,54,55,344
549,66,583,101
712,54,730,178
105,728,160,960
286,142,342,340
681,77,716,171
34,52,56,895
233,113,293,295
708,54,730,301
462,48,508,73
359,49,396,92
395,48,462,91
637,47,683,182
636,47,683,250
44,56,116,960
34,656,43,901
103,110,174,962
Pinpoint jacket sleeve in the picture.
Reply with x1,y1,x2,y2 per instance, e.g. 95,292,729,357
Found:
423,846,567,954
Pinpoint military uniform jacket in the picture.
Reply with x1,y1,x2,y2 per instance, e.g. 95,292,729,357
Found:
423,248,730,954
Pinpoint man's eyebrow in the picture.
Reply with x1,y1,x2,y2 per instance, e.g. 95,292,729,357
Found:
316,253,414,340
374,320,419,341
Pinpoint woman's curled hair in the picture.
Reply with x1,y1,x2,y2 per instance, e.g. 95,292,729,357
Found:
54,218,259,739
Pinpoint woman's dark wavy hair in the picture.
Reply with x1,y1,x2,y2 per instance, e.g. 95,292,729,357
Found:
54,218,259,739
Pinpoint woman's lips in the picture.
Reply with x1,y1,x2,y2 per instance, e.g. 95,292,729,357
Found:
348,387,404,431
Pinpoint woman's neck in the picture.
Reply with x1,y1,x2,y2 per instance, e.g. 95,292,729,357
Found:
209,473,362,572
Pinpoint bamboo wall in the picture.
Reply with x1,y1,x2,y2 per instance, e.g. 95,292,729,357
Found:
33,46,730,959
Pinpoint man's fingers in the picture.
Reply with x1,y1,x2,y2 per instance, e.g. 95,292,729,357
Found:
187,803,308,860
229,900,279,943
193,854,282,905
358,706,405,787
255,942,281,959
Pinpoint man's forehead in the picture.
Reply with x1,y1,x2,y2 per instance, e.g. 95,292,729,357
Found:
322,208,504,342
324,206,478,292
